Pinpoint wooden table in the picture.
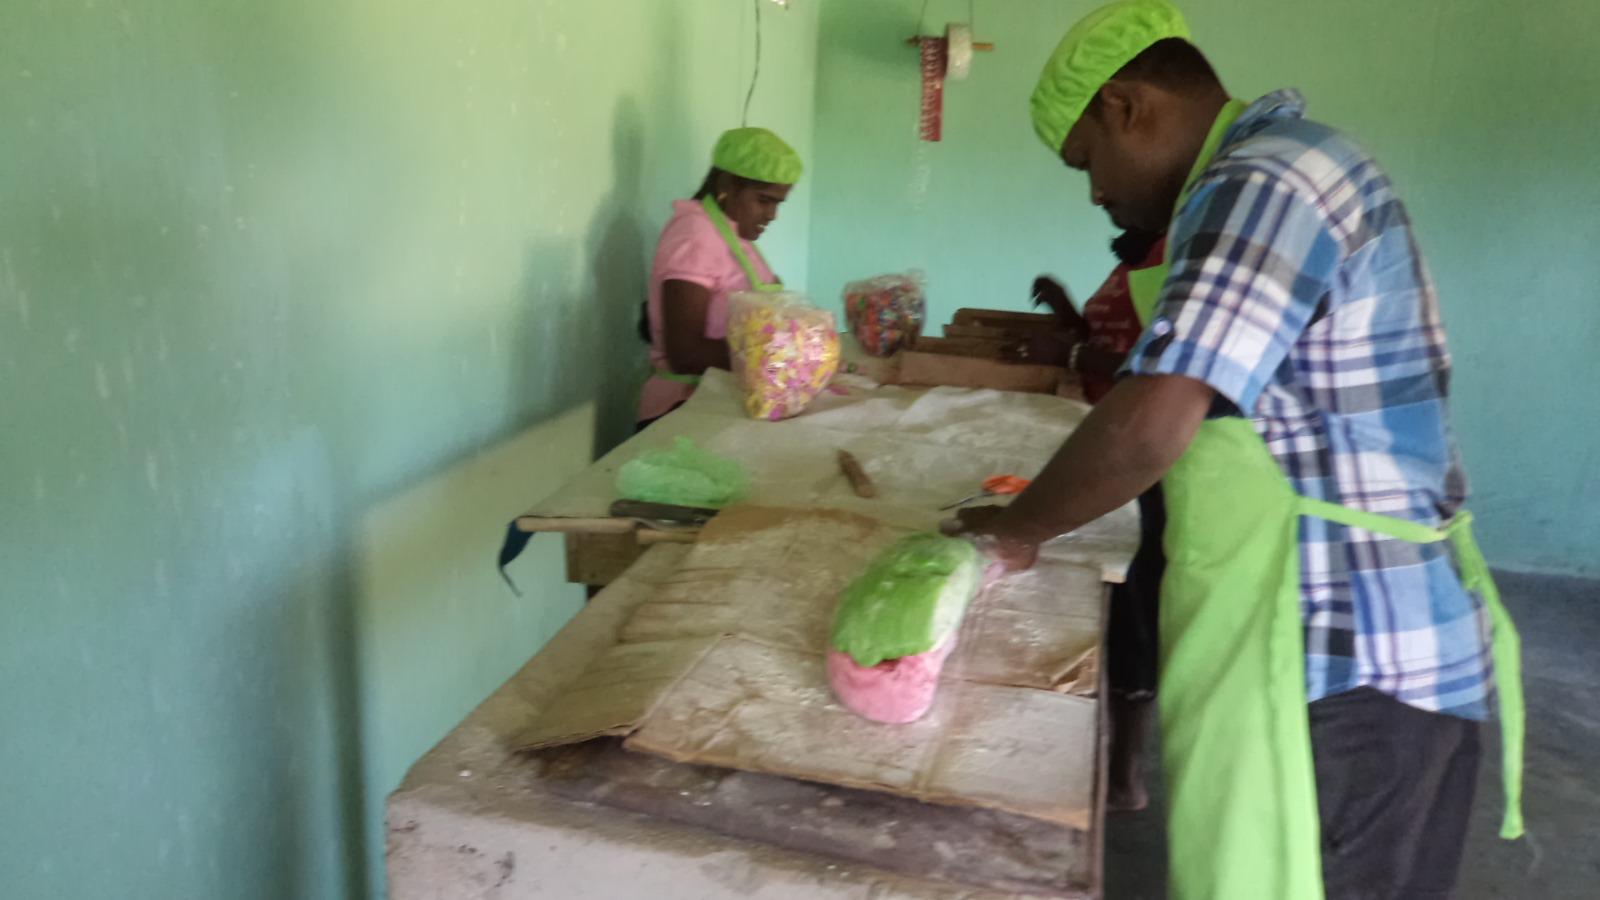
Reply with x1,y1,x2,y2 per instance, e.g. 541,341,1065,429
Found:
509,368,1135,590
395,370,1139,899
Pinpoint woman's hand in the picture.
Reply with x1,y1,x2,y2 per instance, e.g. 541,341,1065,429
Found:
1030,276,1072,314
1031,276,1087,338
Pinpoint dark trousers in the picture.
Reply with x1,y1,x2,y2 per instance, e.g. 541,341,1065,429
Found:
1107,486,1166,698
1310,687,1482,899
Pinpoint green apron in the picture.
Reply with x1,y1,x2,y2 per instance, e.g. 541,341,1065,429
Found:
652,198,785,387
1124,101,1525,900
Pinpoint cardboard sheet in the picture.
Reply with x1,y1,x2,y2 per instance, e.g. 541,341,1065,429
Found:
515,505,1108,829
515,637,719,750
626,637,1099,829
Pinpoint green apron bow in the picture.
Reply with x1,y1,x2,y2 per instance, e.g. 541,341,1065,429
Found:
701,195,784,295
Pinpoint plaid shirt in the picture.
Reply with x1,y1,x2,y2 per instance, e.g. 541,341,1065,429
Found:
1126,91,1492,720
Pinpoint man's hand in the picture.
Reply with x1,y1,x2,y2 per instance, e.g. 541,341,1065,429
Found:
941,505,1042,572
940,374,1216,577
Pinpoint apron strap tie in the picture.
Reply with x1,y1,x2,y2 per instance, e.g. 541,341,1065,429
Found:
701,196,783,293
650,370,702,386
1294,496,1446,543
1295,500,1525,840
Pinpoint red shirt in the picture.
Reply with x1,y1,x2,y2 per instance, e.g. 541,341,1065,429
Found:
1080,237,1165,404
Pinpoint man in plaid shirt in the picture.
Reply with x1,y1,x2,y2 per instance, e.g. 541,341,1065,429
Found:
950,2,1515,896
1124,87,1494,722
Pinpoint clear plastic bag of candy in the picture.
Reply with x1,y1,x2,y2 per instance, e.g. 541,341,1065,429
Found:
726,291,841,421
842,270,926,357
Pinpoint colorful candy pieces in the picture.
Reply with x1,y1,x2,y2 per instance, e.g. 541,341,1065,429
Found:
843,272,926,357
727,292,841,421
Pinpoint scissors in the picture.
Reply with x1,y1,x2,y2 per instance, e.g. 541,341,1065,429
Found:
940,474,1032,511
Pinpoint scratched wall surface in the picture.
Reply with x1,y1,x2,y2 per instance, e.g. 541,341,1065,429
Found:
0,2,818,898
809,0,1600,575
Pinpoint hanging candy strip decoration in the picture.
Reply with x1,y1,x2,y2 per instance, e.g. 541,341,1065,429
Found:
919,36,947,142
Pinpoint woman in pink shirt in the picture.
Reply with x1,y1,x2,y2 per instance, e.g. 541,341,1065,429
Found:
636,127,804,428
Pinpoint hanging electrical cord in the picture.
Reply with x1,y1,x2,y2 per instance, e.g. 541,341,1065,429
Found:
917,1,979,39
742,0,763,126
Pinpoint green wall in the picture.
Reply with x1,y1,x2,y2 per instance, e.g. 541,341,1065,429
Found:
0,2,818,898
809,0,1600,576
2,1,1591,897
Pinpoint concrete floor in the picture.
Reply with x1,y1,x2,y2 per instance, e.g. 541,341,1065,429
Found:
1104,570,1600,899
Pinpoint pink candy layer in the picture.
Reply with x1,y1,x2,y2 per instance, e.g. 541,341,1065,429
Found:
826,637,956,724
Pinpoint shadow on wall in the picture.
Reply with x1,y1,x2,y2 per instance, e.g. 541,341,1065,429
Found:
587,97,649,452
350,4,721,894
566,0,697,455
509,0,694,457
268,436,369,900
508,98,650,459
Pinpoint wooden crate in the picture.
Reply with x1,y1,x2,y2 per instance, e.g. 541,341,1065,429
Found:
951,308,1060,330
906,335,1010,359
895,308,1083,396
942,323,1031,341
898,350,1066,393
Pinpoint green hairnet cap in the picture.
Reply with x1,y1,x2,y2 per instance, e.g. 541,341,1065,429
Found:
1030,0,1191,155
712,127,803,185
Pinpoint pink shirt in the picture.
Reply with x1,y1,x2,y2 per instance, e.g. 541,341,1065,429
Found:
637,199,777,422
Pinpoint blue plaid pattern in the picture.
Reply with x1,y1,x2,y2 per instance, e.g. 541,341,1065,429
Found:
1126,91,1492,720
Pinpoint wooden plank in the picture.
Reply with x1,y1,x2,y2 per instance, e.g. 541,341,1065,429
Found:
951,308,1059,329
636,528,699,545
941,323,1014,340
532,739,1095,898
1089,583,1112,900
898,350,1064,393
563,530,648,586
943,321,1061,341
907,335,1008,359
516,515,634,534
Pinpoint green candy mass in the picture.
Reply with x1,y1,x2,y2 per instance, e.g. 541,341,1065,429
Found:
831,532,982,667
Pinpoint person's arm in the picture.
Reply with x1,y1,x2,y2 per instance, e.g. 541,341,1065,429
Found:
957,163,1343,569
661,279,730,374
947,374,1213,569
1072,343,1127,379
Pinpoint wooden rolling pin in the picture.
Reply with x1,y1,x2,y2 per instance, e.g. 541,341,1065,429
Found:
837,450,878,499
